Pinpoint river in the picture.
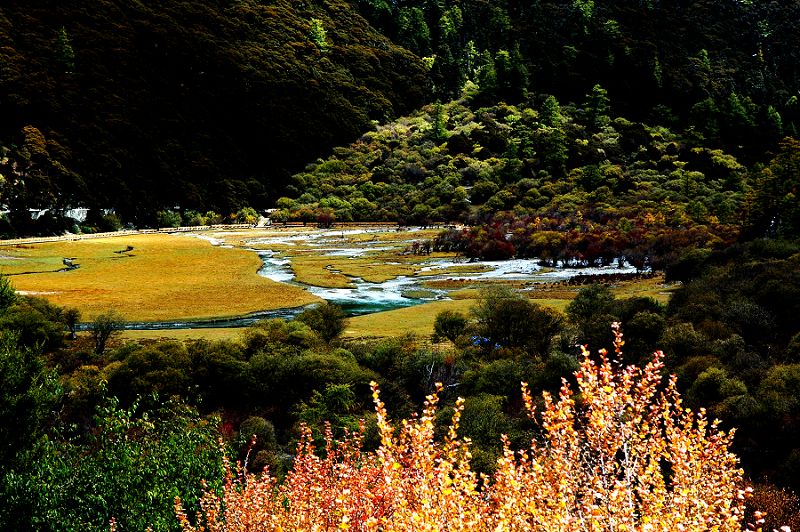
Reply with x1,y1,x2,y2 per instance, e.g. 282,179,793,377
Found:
103,227,638,331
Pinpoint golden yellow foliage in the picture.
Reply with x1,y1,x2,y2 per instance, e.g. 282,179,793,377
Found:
176,325,784,531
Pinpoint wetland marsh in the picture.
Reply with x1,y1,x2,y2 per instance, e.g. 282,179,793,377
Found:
0,226,666,337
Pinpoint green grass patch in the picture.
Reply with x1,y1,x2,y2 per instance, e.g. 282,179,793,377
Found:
119,327,246,342
290,255,355,288
415,263,492,277
337,259,418,283
401,289,438,299
609,274,676,304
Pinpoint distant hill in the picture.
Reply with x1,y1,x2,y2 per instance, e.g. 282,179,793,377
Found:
0,1,428,222
357,0,800,138
2,0,800,234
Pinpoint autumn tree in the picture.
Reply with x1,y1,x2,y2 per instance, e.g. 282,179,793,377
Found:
177,326,762,531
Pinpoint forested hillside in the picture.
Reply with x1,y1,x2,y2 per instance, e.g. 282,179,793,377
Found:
0,0,427,227
358,0,800,141
2,0,800,234
278,96,753,227
2,1,800,527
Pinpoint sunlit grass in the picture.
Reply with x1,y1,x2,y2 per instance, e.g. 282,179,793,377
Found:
344,299,476,338
290,254,355,288
338,260,418,283
0,227,675,339
119,327,245,342
0,233,319,321
342,295,571,339
609,274,677,303
231,227,453,287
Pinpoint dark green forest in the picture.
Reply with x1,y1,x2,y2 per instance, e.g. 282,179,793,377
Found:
2,0,800,231
0,0,428,228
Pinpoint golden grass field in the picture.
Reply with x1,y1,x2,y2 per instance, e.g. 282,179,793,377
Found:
115,292,580,342
117,300,480,342
342,275,674,340
0,227,677,340
344,299,476,338
0,233,319,321
119,327,245,342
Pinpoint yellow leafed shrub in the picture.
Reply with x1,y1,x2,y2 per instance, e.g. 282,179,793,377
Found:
176,325,784,532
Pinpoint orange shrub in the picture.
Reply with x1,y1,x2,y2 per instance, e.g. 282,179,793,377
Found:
176,325,787,531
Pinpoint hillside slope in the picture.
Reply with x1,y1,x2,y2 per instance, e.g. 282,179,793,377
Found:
0,0,428,221
278,96,751,227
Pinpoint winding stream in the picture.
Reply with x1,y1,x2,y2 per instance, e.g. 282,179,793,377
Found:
108,228,638,331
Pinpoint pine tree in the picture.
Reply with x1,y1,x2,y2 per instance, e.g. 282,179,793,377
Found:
509,43,529,99
585,84,610,128
398,7,430,55
431,102,447,141
494,49,513,100
540,95,562,127
766,105,783,137
431,44,463,99
0,274,16,311
309,18,329,52
476,50,497,99
55,27,75,73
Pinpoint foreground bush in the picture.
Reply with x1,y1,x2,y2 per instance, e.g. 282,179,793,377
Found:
3,396,223,531
176,326,773,531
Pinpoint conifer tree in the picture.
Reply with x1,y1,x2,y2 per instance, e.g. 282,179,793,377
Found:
540,95,562,127
585,83,610,128
476,50,497,99
309,18,329,52
55,27,75,73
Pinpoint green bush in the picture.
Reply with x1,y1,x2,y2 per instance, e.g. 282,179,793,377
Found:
433,310,468,343
296,303,347,343
0,396,223,531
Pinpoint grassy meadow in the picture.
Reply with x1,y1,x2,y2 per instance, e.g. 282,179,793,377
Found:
0,227,675,338
0,233,319,322
239,226,452,286
117,276,673,342
119,327,244,342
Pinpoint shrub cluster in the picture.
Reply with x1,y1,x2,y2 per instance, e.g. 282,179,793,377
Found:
177,333,759,531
